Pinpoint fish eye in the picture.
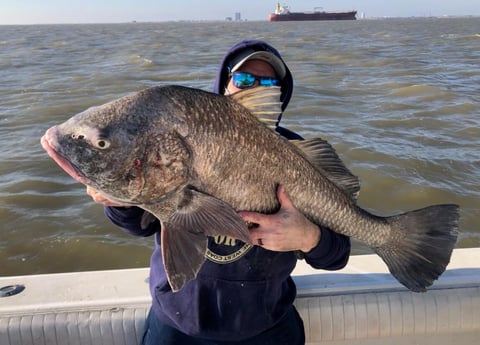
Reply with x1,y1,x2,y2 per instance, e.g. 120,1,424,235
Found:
95,138,111,149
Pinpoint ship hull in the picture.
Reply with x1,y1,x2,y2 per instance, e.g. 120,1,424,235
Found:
269,11,357,21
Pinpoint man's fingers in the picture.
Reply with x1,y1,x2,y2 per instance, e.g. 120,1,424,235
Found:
276,185,294,209
249,228,268,247
239,211,263,224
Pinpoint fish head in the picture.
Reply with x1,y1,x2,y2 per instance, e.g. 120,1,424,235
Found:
41,88,192,205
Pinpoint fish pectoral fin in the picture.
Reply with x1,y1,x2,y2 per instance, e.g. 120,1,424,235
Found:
291,138,361,200
171,187,252,244
230,86,282,131
161,222,208,292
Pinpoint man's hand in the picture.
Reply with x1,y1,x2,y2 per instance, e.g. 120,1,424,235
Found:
86,186,129,207
239,186,321,253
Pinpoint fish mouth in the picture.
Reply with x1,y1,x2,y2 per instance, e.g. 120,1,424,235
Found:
41,126,90,186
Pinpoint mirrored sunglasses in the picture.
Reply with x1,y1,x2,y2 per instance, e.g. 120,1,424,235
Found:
232,72,280,89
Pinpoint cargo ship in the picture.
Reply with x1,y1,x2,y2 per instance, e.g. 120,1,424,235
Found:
269,3,357,21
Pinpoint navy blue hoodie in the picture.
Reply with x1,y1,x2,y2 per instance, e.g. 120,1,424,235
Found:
104,39,350,341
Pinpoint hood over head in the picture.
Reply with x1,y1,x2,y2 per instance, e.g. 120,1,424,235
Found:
213,39,293,124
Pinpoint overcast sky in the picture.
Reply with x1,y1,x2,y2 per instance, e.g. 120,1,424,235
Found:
1,0,479,24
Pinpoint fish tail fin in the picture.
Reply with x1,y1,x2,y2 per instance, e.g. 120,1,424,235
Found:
374,204,459,292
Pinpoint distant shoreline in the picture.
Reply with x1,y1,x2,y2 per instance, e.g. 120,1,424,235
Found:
1,15,479,26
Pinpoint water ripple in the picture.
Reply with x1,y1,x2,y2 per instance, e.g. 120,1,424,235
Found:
1,18,479,275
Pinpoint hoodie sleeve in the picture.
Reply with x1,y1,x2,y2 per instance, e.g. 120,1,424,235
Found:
303,226,350,270
104,206,160,237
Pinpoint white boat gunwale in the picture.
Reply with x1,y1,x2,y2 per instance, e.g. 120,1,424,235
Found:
1,248,479,344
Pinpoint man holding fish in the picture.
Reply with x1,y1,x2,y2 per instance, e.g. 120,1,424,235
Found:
86,40,351,344
43,39,456,344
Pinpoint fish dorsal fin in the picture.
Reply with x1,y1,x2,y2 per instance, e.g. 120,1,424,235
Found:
292,138,360,200
230,86,282,130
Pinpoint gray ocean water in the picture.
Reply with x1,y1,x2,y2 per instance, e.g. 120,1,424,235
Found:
1,18,479,277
